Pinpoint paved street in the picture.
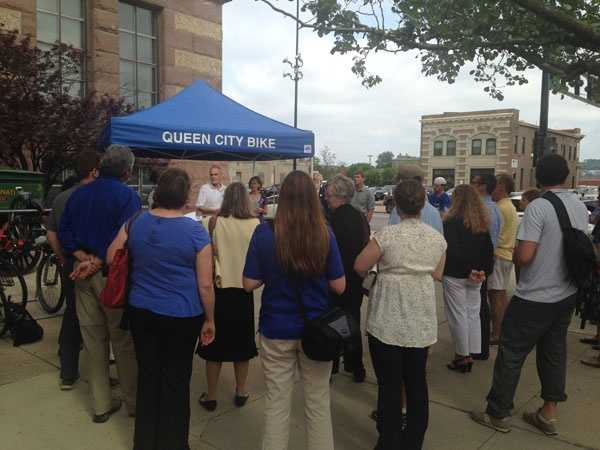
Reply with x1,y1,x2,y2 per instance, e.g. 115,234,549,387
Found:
1,239,600,450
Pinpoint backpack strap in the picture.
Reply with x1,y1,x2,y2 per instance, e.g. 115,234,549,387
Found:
542,191,573,231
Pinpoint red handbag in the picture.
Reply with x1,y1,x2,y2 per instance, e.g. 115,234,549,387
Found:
101,212,142,309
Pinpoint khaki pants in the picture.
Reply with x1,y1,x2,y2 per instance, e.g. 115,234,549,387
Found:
260,335,334,450
75,270,137,415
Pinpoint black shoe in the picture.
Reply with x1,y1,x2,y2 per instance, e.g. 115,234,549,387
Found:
234,393,249,408
353,367,366,383
93,400,122,423
471,353,489,361
60,376,80,391
447,357,473,373
198,393,217,412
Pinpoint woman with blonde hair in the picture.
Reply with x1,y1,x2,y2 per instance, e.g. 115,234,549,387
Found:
443,184,494,373
197,182,260,411
243,171,345,450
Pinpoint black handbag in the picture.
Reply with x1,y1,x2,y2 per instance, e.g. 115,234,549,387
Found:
293,279,360,362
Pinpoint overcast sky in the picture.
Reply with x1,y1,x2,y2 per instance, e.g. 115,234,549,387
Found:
221,1,599,164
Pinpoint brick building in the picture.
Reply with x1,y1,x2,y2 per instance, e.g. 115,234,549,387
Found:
420,109,583,191
0,0,306,204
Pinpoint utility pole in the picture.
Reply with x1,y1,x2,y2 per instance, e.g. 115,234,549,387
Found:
283,0,303,171
534,71,551,165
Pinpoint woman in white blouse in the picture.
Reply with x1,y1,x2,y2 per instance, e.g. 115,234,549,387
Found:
355,179,446,450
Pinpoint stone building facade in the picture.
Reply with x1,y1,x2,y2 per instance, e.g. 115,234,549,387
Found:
0,0,307,204
420,109,582,191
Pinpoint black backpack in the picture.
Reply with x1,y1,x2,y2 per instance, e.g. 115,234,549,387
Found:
4,300,44,346
543,191,600,327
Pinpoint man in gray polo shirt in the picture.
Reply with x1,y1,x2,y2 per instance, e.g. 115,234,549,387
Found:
471,155,588,436
47,151,99,390
351,170,375,222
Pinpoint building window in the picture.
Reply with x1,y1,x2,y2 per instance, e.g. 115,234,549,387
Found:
433,141,443,156
432,169,455,188
119,2,158,110
561,144,566,157
514,136,518,154
520,168,524,191
485,138,496,155
446,140,456,156
37,0,86,96
521,137,526,154
472,139,482,156
470,168,495,183
573,146,578,161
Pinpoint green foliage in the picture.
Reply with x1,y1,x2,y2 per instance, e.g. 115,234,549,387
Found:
261,0,600,104
376,151,394,168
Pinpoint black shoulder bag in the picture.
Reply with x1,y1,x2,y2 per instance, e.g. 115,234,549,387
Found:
543,191,600,327
292,279,360,362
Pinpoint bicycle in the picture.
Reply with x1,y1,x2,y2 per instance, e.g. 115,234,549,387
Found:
0,288,7,337
0,230,29,310
6,187,44,274
35,235,66,314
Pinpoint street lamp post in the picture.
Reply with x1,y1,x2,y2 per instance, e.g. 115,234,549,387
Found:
283,0,303,171
534,71,551,164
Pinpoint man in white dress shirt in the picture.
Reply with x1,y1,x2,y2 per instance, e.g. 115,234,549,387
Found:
196,165,226,217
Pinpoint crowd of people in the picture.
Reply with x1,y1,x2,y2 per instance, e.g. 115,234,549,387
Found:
45,144,597,450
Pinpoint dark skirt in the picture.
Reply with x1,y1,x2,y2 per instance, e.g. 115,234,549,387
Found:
196,287,258,362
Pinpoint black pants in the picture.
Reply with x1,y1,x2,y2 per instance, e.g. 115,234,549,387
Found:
486,295,576,419
130,306,203,450
342,285,364,372
369,334,429,450
59,259,81,381
475,280,490,359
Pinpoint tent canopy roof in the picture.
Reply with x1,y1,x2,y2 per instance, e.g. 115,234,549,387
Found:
102,80,314,161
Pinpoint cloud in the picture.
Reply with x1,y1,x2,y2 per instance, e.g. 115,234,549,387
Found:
222,1,600,163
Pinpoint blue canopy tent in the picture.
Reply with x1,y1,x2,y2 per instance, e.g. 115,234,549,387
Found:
102,80,314,161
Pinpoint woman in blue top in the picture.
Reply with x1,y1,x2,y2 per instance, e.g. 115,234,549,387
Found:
107,168,215,450
243,171,345,450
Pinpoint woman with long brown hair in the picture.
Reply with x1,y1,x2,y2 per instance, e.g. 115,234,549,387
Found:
443,184,494,373
243,171,346,450
197,182,260,411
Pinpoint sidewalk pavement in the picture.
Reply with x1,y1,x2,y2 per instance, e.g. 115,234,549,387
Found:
1,284,599,450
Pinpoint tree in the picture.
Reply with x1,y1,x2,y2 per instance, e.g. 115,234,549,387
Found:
376,151,394,168
346,162,372,177
259,0,600,104
313,145,339,179
0,30,130,191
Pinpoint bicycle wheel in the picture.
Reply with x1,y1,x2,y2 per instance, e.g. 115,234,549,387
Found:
36,254,65,314
0,261,28,308
0,289,7,337
8,198,43,274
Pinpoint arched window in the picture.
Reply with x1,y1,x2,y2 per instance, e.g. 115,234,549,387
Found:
471,139,482,155
485,138,497,155
433,141,443,156
446,140,456,156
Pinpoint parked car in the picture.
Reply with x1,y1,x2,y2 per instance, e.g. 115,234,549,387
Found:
373,187,387,201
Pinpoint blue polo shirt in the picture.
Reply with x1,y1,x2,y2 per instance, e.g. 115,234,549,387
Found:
243,223,345,340
428,191,451,213
128,213,210,318
59,176,140,261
